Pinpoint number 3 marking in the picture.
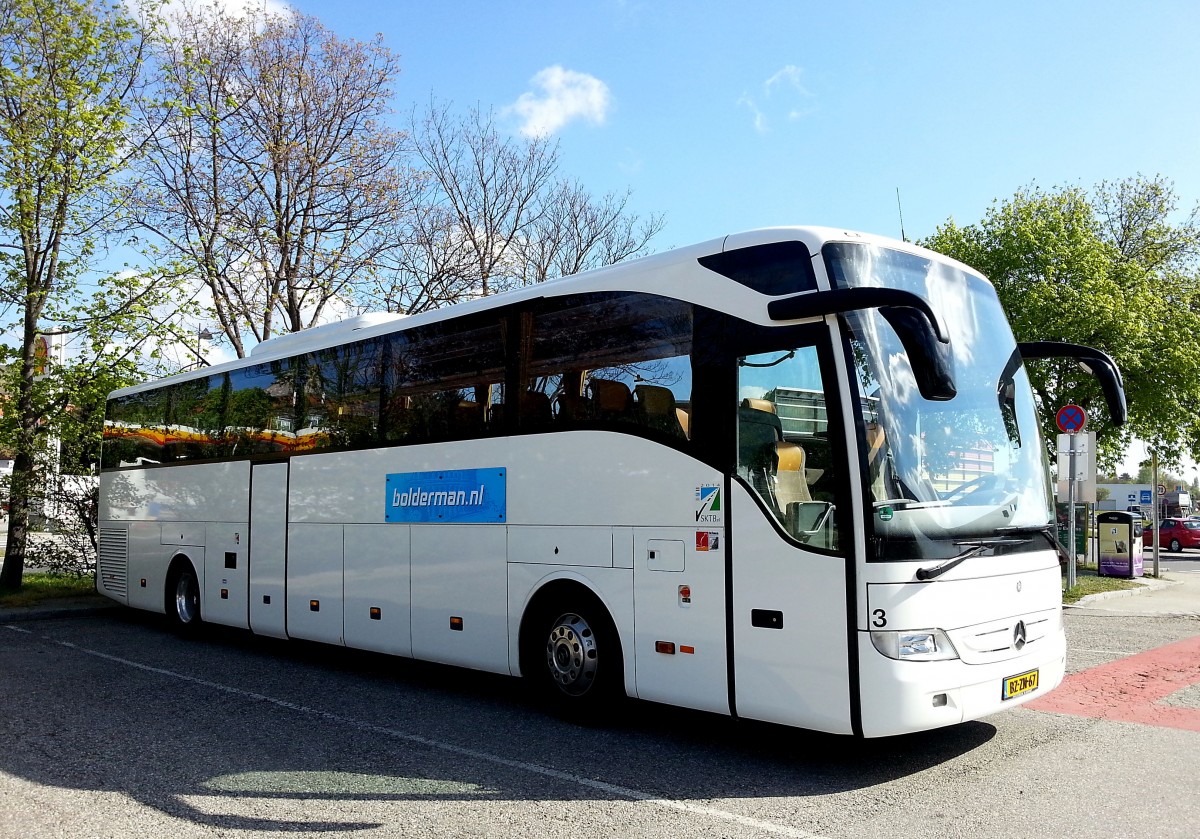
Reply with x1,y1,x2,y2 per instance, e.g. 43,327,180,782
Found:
871,609,887,628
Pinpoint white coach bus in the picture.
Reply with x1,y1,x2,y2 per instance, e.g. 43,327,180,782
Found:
97,227,1125,737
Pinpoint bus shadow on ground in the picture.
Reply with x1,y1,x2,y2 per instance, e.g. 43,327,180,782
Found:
2,609,996,833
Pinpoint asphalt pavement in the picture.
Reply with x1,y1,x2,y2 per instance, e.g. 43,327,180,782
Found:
3,555,1199,838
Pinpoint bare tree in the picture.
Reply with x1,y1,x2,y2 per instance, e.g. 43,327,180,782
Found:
516,179,666,285
409,102,558,298
367,101,666,313
130,2,409,356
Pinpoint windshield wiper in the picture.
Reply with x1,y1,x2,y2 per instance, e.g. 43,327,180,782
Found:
1008,524,1073,564
915,544,988,580
914,532,1040,581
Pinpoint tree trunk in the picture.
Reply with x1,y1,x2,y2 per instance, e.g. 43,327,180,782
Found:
0,318,42,591
0,452,35,591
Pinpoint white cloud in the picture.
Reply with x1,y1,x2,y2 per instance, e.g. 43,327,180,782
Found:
737,94,768,134
145,0,293,37
740,64,816,132
506,66,612,137
765,65,810,96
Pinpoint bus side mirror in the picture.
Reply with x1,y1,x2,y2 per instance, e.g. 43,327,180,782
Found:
878,306,956,401
1016,341,1127,426
767,287,956,402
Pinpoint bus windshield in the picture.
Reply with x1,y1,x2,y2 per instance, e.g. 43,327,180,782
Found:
824,242,1053,558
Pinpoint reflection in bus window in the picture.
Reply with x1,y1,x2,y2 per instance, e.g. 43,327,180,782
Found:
530,292,693,440
383,317,505,444
826,240,1054,556
306,338,386,448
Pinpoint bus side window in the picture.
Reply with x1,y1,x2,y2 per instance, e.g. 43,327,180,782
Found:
527,292,693,444
103,389,168,468
307,338,386,449
383,316,505,445
737,345,841,551
224,360,294,455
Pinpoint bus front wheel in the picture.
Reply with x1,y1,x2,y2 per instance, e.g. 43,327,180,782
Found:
167,563,203,633
524,594,624,718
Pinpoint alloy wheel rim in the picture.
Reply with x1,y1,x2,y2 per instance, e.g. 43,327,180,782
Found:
175,575,198,623
545,613,598,696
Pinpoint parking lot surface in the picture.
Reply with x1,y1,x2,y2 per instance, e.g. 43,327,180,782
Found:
1,573,1198,838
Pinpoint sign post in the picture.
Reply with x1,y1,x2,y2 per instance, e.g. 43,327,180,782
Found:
1152,451,1160,577
1056,405,1088,590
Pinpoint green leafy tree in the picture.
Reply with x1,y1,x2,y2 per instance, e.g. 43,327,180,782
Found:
0,0,189,590
921,176,1200,470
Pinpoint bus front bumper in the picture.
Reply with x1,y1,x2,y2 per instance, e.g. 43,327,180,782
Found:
855,628,1067,738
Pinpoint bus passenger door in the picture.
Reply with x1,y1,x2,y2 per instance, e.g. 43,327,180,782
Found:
729,482,853,734
729,338,855,734
249,462,288,639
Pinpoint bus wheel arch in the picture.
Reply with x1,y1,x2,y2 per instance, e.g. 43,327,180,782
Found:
519,579,626,715
165,554,203,632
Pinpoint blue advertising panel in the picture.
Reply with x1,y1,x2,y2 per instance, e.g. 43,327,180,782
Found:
385,468,506,523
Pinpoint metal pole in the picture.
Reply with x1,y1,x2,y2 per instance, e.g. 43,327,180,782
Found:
1152,450,1160,578
1067,432,1077,590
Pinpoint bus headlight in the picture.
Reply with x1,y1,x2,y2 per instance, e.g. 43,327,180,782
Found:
870,628,959,661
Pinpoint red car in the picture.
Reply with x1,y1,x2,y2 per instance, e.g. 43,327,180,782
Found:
1142,517,1200,552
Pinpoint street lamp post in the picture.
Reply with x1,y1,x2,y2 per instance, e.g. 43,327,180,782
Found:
195,326,214,369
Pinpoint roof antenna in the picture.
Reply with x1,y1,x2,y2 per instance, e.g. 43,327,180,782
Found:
895,187,908,242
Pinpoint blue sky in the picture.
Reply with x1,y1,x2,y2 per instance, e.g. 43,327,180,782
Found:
281,0,1200,250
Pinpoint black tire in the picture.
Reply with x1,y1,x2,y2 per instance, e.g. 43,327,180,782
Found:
1169,538,1182,553
522,593,624,720
167,562,203,634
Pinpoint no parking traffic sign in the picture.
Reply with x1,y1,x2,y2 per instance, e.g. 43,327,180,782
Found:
1056,404,1087,433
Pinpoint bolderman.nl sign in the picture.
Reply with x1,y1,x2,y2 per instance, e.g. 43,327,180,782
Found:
385,468,507,523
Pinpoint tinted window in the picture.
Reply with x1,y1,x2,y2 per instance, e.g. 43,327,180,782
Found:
383,316,506,444
698,241,817,296
165,374,227,461
305,338,386,449
102,389,168,468
103,292,699,468
528,292,693,441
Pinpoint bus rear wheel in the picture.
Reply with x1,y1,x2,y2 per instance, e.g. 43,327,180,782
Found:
167,564,203,633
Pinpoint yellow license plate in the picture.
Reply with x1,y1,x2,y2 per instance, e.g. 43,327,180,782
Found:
1002,668,1039,700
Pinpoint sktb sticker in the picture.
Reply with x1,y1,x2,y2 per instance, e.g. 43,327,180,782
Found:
695,484,723,525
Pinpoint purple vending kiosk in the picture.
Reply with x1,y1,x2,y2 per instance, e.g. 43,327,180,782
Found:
1097,511,1144,578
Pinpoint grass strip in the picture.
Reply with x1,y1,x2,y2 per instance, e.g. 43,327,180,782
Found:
0,572,97,608
1062,563,1142,604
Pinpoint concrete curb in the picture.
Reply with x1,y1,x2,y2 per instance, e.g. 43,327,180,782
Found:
1068,575,1178,608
